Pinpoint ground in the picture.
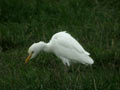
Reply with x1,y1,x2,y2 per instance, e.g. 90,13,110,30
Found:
0,0,120,90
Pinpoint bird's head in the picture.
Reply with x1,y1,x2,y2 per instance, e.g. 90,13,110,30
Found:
25,42,45,64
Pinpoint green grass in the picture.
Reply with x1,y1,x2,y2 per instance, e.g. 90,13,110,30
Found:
0,0,120,90
0,49,120,90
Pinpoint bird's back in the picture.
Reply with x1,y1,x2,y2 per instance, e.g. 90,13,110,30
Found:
50,31,89,55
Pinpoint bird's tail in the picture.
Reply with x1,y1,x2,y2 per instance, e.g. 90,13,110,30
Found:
77,54,94,65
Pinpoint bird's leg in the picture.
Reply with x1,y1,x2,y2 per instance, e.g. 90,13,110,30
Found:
64,63,70,72
61,58,70,72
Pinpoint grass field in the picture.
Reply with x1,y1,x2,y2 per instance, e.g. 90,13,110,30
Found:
0,0,120,90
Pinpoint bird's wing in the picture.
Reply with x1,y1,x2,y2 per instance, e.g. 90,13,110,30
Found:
55,32,90,55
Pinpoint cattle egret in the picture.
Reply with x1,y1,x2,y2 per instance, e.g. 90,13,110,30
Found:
25,31,94,66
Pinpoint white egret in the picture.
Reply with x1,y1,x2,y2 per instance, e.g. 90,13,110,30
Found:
25,31,94,66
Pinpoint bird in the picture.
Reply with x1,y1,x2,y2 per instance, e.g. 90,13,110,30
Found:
25,31,94,66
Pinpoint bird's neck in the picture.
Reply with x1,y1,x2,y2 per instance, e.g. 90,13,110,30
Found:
38,41,51,52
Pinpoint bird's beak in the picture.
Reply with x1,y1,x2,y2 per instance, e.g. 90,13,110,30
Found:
25,53,32,64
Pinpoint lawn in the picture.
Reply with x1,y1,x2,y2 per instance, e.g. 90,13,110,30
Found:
0,0,120,90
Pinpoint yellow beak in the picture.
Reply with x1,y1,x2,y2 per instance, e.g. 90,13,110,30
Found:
25,53,32,64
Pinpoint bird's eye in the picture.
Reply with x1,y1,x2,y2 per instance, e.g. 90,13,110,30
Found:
32,51,34,54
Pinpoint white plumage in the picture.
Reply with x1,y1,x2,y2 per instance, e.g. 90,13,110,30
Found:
25,31,94,66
